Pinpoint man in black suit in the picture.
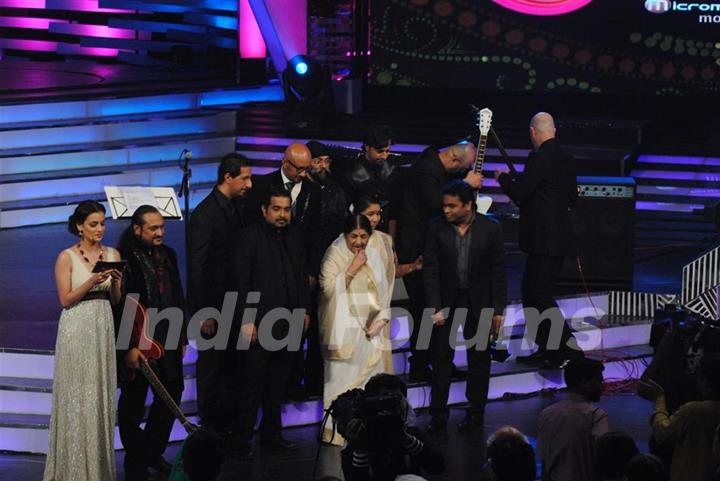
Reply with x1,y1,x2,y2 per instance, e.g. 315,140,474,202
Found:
187,153,252,431
496,112,580,367
332,124,401,234
396,142,482,381
230,187,311,458
241,142,321,271
424,180,506,432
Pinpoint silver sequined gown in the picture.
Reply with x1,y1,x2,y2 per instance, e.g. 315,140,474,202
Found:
43,249,118,481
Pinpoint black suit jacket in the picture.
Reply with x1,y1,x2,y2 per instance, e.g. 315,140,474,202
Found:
231,221,311,332
424,216,506,318
497,138,577,256
240,169,322,274
187,187,241,314
396,148,453,263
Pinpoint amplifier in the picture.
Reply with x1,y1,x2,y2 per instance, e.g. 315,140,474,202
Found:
558,176,637,292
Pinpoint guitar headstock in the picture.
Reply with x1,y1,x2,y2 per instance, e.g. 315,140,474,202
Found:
476,107,493,136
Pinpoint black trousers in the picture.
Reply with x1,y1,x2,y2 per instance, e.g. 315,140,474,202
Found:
196,345,236,431
404,270,431,372
429,290,491,422
233,344,294,443
521,254,578,359
118,351,184,473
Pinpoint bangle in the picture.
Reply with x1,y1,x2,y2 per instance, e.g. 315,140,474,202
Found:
346,271,356,278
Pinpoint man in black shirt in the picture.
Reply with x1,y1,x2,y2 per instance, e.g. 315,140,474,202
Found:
230,187,311,458
424,181,506,432
496,112,580,367
187,153,252,431
117,205,187,481
333,124,401,234
396,143,482,381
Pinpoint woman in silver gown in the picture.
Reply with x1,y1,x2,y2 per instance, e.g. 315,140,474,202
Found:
44,201,122,481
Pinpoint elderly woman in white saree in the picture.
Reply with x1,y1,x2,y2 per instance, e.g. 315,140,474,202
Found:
319,213,396,445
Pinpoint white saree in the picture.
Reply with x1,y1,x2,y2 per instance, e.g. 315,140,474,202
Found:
319,231,396,445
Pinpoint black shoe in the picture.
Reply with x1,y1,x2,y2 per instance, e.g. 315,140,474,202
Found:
425,419,447,433
542,357,570,370
260,435,299,450
148,455,172,475
516,351,548,364
457,414,484,432
408,366,432,383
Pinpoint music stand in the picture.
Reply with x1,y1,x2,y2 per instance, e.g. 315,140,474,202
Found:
104,186,182,219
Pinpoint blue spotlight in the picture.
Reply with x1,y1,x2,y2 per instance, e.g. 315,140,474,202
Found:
295,62,308,75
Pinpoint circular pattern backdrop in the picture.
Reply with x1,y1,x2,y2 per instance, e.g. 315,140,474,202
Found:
491,0,594,16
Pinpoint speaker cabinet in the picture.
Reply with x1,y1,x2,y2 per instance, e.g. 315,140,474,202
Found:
557,177,636,291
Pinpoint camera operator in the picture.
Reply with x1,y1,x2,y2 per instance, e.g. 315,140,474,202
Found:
335,374,445,481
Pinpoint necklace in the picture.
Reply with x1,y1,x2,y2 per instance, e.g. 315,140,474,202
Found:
77,243,103,265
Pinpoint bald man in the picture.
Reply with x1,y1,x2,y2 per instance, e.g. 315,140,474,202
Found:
396,142,483,382
496,112,580,368
241,142,321,274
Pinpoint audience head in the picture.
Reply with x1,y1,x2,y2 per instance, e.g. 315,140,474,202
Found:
355,196,382,230
699,352,720,400
623,454,668,481
217,152,252,198
182,428,225,481
281,142,312,183
342,214,372,254
261,186,292,228
529,112,556,150
362,124,393,165
595,431,639,480
441,143,476,174
564,358,605,402
486,426,536,481
441,180,475,225
365,373,408,397
306,140,331,182
130,205,164,247
68,200,107,242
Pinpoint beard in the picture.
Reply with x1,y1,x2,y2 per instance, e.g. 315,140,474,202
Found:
311,169,329,184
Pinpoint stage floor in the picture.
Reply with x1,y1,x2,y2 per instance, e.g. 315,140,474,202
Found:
0,391,654,481
0,218,707,351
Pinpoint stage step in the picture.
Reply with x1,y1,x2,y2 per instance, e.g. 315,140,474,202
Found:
0,341,652,454
0,85,283,228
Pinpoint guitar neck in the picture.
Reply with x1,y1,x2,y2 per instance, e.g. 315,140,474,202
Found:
475,134,488,175
139,360,196,434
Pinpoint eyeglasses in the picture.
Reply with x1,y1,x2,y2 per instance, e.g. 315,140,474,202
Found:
285,157,310,174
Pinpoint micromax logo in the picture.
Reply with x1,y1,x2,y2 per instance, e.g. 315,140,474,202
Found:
645,1,720,13
645,0,671,12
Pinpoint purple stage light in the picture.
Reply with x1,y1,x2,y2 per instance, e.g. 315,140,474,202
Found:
239,0,266,59
49,23,136,39
0,0,45,6
633,170,720,182
636,185,720,198
635,201,705,212
0,39,58,52
0,17,66,29
638,155,720,166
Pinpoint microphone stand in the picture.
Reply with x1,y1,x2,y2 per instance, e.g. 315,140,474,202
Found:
178,149,191,249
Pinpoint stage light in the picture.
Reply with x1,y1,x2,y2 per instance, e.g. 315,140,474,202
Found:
295,61,308,75
283,55,327,102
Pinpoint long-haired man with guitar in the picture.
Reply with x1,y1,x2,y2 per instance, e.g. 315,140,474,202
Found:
116,205,188,481
495,112,581,368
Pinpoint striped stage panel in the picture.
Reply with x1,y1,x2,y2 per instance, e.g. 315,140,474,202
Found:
682,245,720,305
684,286,720,321
608,291,679,318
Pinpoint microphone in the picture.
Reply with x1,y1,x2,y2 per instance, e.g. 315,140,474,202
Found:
184,149,193,160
